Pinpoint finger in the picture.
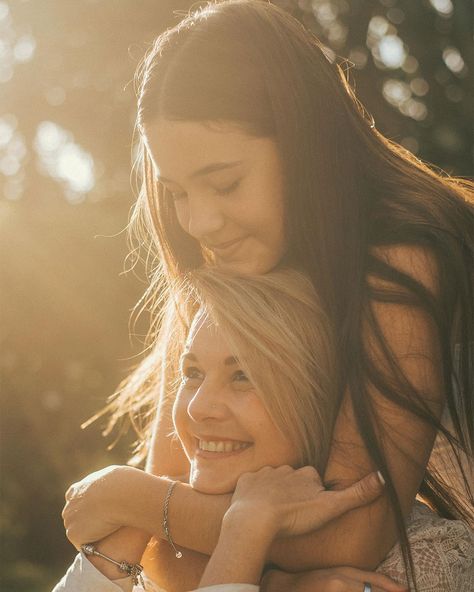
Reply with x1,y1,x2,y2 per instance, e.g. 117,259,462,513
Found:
300,575,394,592
337,567,407,592
332,580,388,592
65,528,82,551
330,471,385,515
356,586,400,592
295,465,321,479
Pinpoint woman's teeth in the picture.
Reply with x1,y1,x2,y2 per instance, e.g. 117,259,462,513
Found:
198,440,250,453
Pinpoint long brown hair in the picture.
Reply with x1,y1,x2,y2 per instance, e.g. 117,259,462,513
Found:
104,0,473,585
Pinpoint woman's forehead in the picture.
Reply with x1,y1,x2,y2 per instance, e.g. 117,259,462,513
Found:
186,308,218,349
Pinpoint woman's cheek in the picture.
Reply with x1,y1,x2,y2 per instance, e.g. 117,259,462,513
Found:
172,387,190,443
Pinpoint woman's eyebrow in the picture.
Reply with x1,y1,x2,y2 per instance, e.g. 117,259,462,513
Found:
181,353,238,366
180,352,197,364
158,161,243,184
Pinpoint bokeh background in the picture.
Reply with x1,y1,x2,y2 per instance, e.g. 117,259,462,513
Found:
0,0,472,590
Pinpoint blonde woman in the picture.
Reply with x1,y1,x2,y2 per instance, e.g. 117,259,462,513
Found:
58,269,408,592
61,1,473,590
59,270,473,591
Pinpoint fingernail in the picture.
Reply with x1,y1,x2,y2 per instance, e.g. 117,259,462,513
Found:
376,470,386,486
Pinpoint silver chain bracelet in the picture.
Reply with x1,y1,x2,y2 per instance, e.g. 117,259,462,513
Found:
162,480,183,559
81,543,145,588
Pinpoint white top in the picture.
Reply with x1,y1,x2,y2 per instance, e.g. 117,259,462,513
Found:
52,503,473,592
51,551,259,592
376,501,474,591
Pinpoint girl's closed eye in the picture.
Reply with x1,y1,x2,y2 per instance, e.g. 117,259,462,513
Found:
165,179,242,201
214,178,241,197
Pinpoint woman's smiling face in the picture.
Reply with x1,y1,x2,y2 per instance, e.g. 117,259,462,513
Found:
144,119,287,275
172,310,299,494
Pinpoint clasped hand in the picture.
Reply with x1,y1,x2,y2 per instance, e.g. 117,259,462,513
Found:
225,464,383,538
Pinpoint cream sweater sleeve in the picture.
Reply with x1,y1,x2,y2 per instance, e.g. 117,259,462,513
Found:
52,553,260,592
51,552,134,592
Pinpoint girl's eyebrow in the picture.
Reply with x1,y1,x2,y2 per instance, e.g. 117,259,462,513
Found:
158,161,243,184
180,352,197,363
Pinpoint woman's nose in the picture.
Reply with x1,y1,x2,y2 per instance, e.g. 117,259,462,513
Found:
187,382,228,423
183,195,225,240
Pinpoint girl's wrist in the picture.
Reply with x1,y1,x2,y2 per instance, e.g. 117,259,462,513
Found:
200,511,275,587
222,505,277,546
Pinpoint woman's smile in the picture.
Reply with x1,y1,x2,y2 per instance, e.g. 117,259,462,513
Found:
173,310,299,494
195,437,254,458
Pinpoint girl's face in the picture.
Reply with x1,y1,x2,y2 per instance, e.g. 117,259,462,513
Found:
173,310,299,494
144,119,286,275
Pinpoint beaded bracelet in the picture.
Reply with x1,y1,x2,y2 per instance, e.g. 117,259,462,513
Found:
162,480,183,559
81,543,145,588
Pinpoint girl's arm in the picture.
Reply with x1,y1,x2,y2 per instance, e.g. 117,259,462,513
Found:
64,246,443,576
271,245,444,570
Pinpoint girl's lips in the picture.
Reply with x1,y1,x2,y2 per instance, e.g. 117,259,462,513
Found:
207,237,248,259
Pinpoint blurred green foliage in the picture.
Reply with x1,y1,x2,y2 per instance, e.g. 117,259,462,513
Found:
0,0,471,589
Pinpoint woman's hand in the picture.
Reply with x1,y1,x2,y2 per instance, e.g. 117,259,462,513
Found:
261,566,407,592
225,465,384,539
62,465,147,549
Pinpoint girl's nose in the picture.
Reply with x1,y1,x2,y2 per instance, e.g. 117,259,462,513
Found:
184,195,225,240
187,382,228,423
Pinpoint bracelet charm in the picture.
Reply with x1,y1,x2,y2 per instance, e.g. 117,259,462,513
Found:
163,480,183,559
81,543,146,588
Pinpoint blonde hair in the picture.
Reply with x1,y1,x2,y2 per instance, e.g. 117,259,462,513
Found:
182,268,337,470
96,268,336,471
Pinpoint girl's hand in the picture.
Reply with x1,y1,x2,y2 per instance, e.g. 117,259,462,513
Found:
225,465,384,539
261,566,407,592
62,465,146,549
200,467,385,589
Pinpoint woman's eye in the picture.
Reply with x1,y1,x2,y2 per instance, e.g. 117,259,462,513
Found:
232,370,253,392
214,179,241,197
181,367,203,384
232,370,249,382
232,370,252,385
